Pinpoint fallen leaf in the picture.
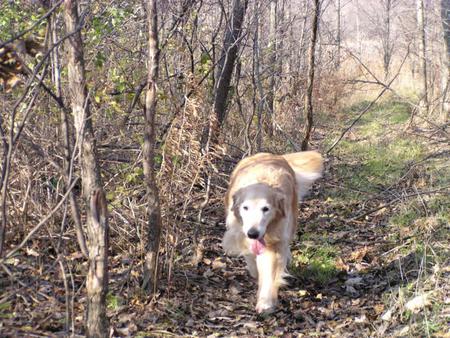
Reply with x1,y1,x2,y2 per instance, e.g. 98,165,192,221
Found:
212,258,226,269
350,247,368,262
203,269,214,278
374,304,385,315
345,277,363,286
354,314,367,323
26,247,40,257
381,309,392,321
298,290,308,297
396,326,410,335
335,257,349,271
405,293,431,312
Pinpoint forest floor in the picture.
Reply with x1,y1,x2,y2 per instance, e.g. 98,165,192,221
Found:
1,100,449,337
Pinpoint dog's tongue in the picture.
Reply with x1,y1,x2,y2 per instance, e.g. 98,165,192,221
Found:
250,238,266,255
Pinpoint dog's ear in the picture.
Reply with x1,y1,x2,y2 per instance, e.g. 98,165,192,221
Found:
274,192,285,218
231,189,244,219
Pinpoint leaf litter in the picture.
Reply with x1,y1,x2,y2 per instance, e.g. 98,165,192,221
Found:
1,107,449,337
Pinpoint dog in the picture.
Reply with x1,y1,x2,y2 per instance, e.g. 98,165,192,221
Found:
222,151,323,313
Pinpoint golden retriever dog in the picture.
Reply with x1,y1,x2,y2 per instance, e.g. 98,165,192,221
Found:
222,151,323,313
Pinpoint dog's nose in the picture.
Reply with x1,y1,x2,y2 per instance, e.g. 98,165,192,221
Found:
247,228,260,239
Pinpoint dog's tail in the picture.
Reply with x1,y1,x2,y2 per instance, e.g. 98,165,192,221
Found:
282,151,323,200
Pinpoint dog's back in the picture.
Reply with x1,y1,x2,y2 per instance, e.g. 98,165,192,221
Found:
226,152,323,207
225,153,296,210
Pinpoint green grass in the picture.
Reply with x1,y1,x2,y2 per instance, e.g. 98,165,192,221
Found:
330,138,425,200
323,98,450,336
291,237,340,285
106,293,123,311
325,100,428,202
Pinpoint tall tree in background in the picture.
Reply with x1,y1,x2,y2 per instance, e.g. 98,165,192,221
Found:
213,0,248,128
382,0,394,79
252,1,264,151
267,0,277,136
441,0,450,120
335,0,341,69
142,0,163,293
416,0,429,113
63,0,109,336
301,0,320,150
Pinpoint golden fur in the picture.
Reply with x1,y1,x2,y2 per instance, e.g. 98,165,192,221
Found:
223,151,323,313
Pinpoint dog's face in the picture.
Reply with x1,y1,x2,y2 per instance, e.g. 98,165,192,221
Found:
232,184,285,240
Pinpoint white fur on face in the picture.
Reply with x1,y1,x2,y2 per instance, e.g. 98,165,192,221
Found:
239,198,276,238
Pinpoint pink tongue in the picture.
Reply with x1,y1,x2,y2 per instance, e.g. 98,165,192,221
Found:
250,238,266,255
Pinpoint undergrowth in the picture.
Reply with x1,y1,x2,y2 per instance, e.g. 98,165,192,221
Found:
306,98,450,337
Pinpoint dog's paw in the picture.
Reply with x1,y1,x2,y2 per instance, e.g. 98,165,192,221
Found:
255,299,276,314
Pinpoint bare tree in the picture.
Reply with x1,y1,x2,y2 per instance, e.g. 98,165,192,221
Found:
252,1,264,151
142,0,163,293
214,0,249,128
301,0,320,150
335,0,341,69
441,0,450,119
267,0,277,136
63,1,109,336
382,0,394,79
416,0,429,113
49,12,87,257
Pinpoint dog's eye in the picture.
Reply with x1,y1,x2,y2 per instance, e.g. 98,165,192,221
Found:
262,206,269,213
243,206,249,211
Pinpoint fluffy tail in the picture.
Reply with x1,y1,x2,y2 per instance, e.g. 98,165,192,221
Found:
282,151,323,200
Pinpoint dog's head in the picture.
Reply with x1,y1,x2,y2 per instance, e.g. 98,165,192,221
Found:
231,183,285,241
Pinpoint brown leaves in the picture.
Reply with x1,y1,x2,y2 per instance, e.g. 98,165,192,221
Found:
0,38,44,92
0,44,25,92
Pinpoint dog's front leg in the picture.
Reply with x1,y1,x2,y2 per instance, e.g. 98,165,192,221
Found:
244,254,258,278
255,250,278,313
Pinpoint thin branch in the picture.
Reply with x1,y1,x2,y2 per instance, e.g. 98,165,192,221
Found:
0,177,80,262
348,186,450,221
0,0,64,49
326,46,410,154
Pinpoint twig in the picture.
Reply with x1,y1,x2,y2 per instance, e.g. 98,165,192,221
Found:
58,258,71,333
0,177,79,263
120,79,147,127
0,0,64,49
348,186,450,221
326,46,410,154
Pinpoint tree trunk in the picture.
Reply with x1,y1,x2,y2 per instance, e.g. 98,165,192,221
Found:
440,0,450,120
335,0,341,69
266,0,277,136
301,0,320,151
252,1,264,152
142,0,163,294
63,1,109,337
382,0,393,80
50,13,88,258
213,0,248,127
416,0,429,113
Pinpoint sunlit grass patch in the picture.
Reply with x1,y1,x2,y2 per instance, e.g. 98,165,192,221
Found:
106,293,124,311
0,301,12,319
389,194,450,231
291,238,340,286
329,138,426,201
